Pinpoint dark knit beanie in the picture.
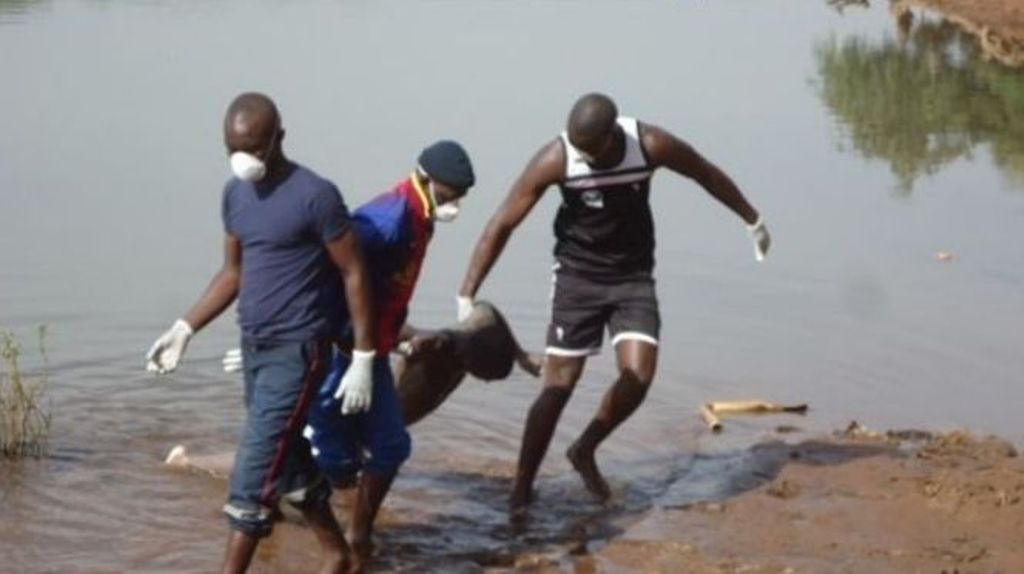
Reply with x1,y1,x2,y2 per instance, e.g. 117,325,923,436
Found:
418,140,475,189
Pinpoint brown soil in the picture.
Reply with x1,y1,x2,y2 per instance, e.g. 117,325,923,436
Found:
895,0,1024,66
594,429,1024,573
900,0,1024,37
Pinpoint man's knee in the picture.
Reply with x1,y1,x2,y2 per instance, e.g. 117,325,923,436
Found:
617,342,657,386
365,429,411,475
620,365,655,387
304,421,361,486
313,452,362,488
283,475,332,510
544,356,585,390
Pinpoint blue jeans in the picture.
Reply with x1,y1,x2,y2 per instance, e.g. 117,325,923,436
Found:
224,339,333,538
304,350,411,485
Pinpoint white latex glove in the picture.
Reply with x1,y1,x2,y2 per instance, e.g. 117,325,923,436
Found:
222,348,242,373
334,349,375,415
145,319,194,374
456,295,475,323
747,216,771,262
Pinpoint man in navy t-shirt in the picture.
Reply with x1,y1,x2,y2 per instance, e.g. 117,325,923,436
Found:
146,92,374,574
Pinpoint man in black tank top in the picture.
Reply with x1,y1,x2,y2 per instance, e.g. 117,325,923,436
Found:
458,93,771,514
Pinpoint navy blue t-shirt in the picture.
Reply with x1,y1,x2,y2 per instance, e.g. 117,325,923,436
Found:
222,162,351,343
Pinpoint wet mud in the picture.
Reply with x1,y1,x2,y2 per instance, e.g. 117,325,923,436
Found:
597,429,1024,573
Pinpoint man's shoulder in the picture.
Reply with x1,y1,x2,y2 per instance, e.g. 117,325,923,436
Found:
529,138,567,183
287,162,340,196
221,177,251,213
223,175,244,195
633,119,673,147
354,187,411,236
358,187,407,212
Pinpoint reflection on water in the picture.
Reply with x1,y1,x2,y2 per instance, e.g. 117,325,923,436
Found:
817,7,1024,193
0,0,45,21
826,0,871,15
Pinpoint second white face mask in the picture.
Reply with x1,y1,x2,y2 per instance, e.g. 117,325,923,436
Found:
230,151,267,182
435,201,460,222
429,181,460,222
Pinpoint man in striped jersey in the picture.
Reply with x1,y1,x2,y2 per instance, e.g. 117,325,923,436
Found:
457,92,771,514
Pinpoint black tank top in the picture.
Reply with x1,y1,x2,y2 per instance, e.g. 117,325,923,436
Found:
554,117,655,278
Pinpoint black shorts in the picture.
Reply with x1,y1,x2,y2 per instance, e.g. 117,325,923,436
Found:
545,270,660,357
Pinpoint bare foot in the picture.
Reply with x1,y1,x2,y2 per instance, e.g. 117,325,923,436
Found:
318,549,349,574
508,485,534,520
567,443,611,501
345,536,373,574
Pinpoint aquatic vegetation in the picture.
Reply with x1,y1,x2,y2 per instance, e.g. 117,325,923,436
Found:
826,0,870,14
0,326,51,459
817,14,1024,193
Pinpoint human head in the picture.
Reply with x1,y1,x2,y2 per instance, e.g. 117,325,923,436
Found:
223,92,285,181
417,140,474,221
566,92,619,164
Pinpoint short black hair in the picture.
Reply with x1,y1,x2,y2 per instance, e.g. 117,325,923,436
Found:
567,93,618,146
224,92,280,134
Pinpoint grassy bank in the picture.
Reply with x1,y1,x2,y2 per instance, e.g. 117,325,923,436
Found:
1,326,51,458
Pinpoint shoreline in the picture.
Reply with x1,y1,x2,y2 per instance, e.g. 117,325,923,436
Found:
587,428,1023,573
893,0,1024,67
164,425,1024,572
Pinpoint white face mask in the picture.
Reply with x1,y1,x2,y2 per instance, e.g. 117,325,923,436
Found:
229,130,277,182
229,151,267,182
435,201,460,223
429,181,461,223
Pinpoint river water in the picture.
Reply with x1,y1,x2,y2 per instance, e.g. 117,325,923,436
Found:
1,1,1022,571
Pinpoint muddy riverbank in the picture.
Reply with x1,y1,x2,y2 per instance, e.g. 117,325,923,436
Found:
893,0,1024,66
591,429,1023,573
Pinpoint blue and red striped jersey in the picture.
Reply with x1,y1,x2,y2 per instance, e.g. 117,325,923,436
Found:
337,175,434,353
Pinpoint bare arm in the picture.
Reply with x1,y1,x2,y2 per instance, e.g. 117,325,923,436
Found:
325,229,375,352
183,233,241,331
458,140,564,298
642,123,759,224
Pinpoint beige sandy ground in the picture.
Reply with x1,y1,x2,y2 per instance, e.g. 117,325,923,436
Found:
581,429,1023,574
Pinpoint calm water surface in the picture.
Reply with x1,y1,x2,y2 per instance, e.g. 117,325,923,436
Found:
1,1,1022,571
